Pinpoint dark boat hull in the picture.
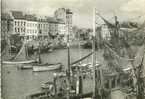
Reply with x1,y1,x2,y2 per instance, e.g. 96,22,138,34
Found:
26,92,93,99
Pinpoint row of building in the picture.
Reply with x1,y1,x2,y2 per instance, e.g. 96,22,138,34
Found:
1,8,73,42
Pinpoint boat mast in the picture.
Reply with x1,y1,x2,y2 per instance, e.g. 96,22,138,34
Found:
5,30,11,57
66,10,71,99
38,41,41,64
136,44,145,99
92,8,97,99
78,30,82,64
25,40,28,59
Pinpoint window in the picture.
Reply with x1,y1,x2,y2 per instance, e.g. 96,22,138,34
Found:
15,21,17,26
18,28,20,32
18,21,19,26
15,28,17,32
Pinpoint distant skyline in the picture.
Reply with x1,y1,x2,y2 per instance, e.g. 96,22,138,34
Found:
2,0,145,28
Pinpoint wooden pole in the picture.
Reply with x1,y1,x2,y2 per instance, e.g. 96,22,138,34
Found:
66,10,71,99
66,34,71,99
92,8,97,99
78,32,82,64
25,41,28,59
8,34,11,57
53,76,57,95
38,41,41,64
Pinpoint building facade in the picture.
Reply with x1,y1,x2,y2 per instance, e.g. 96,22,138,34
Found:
25,14,38,41
54,8,73,41
57,19,65,35
47,17,58,38
7,9,73,42
38,17,49,40
1,13,14,40
11,11,26,36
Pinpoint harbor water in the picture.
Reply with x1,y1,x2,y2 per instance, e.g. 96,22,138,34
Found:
2,47,93,99
1,47,133,99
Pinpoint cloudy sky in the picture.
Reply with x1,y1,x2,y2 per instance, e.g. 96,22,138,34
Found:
2,0,145,28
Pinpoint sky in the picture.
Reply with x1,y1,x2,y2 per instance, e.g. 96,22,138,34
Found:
2,0,145,28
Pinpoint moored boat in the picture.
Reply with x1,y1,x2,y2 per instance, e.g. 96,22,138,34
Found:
2,40,38,65
3,59,37,64
33,63,62,72
17,64,33,69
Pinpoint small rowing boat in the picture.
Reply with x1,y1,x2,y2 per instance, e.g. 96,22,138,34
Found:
33,63,62,72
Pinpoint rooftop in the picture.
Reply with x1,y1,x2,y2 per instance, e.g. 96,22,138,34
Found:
66,9,73,14
1,13,13,20
46,17,58,23
38,18,48,22
25,14,37,21
57,19,65,24
11,11,25,19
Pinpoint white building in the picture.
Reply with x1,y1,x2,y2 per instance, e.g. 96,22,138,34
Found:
11,11,26,36
57,19,66,35
47,17,58,37
25,14,38,41
38,18,49,40
54,8,73,41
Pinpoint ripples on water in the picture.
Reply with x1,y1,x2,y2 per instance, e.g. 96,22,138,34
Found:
2,48,92,99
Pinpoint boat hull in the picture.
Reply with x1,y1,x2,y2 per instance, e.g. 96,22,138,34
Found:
17,65,33,69
2,59,37,64
33,64,62,72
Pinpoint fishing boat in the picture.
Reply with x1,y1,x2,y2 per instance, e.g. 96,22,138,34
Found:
2,40,37,64
26,91,93,99
3,59,36,64
31,41,63,72
32,63,62,72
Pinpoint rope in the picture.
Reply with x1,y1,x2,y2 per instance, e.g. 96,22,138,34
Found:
71,52,93,65
13,41,26,60
104,43,134,61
